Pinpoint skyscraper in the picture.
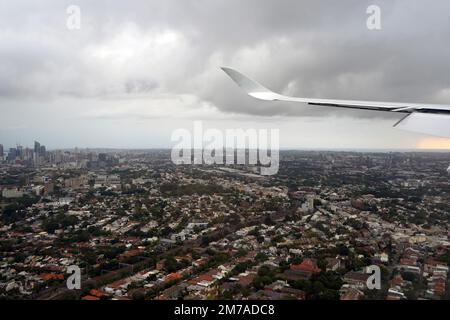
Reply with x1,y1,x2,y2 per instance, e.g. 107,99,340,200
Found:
16,145,23,158
7,148,17,162
0,144,3,160
34,141,41,155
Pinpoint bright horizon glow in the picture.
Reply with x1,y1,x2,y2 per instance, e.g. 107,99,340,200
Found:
417,137,450,150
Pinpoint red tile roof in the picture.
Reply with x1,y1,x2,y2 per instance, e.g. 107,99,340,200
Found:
188,273,214,285
340,289,362,300
106,279,127,289
89,289,107,298
399,258,417,266
238,273,256,287
39,273,64,281
290,259,321,274
390,275,404,287
166,272,183,283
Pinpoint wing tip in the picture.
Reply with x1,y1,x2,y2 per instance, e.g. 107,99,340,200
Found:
220,66,280,101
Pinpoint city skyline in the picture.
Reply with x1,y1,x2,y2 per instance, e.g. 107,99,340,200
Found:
2,139,450,152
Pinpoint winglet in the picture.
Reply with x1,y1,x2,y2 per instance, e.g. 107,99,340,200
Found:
221,67,281,101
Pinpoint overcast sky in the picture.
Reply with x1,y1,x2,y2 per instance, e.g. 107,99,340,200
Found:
1,0,450,150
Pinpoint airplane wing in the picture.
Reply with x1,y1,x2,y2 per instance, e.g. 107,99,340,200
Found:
221,67,450,138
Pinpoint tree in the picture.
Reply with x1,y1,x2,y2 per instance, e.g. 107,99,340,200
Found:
257,265,273,278
164,257,179,273
255,252,268,262
401,271,418,282
42,219,59,234
132,290,145,300
252,276,272,290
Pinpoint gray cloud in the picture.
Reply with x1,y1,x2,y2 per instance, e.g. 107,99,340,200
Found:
0,0,450,148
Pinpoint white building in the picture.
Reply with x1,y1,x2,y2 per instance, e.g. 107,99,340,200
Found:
2,188,24,198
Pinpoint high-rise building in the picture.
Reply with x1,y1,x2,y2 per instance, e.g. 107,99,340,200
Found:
34,141,41,155
0,144,3,160
98,153,107,162
7,148,17,162
16,145,23,158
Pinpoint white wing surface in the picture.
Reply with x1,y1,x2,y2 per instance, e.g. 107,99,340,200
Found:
222,67,450,138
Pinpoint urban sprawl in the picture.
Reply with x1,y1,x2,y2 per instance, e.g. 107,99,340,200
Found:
0,142,449,300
